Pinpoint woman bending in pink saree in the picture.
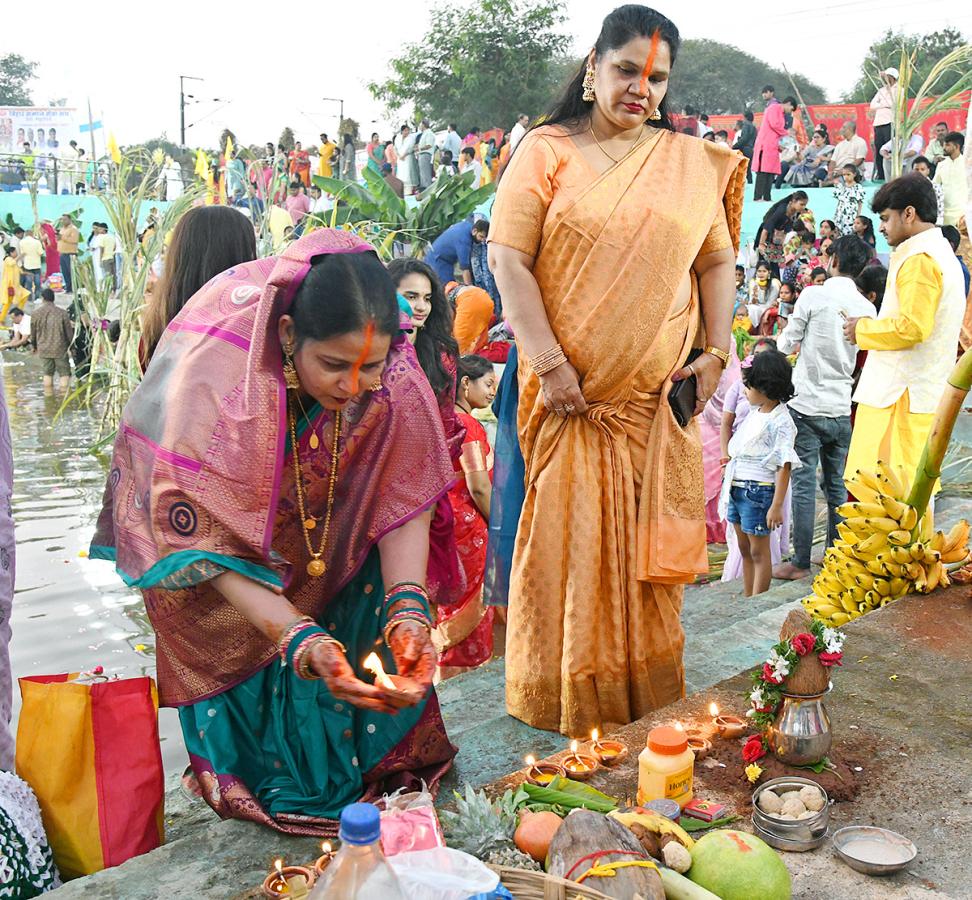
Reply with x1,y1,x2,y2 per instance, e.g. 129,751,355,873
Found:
92,231,457,834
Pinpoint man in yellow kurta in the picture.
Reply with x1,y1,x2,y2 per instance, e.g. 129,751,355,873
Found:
317,133,336,179
843,174,966,491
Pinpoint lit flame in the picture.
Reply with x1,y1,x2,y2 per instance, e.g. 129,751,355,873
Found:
570,740,579,754
673,721,684,732
591,728,600,743
321,841,332,855
709,702,720,717
363,652,396,690
525,755,537,767
274,859,284,875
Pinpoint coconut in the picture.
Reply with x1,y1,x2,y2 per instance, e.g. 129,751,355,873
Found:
757,790,783,814
688,830,792,900
799,785,826,811
780,798,806,818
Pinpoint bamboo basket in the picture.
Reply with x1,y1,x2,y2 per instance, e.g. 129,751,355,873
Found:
488,865,615,899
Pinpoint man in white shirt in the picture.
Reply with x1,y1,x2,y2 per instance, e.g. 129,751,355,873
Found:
879,131,924,174
933,131,968,226
869,67,898,181
394,125,416,195
0,308,30,350
774,235,877,580
458,146,482,187
417,119,436,191
442,123,462,163
509,114,529,151
823,120,868,184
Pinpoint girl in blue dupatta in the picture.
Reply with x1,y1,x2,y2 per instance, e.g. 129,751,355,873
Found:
92,231,457,835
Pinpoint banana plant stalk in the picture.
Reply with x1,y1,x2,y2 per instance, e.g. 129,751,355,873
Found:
907,349,972,515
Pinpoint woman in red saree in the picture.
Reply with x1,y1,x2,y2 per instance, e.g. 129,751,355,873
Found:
39,222,59,283
92,231,457,834
437,355,497,672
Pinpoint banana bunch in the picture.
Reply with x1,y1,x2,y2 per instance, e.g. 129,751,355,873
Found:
803,462,971,626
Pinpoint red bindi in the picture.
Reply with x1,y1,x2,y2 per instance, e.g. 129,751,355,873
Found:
639,30,661,97
349,320,376,393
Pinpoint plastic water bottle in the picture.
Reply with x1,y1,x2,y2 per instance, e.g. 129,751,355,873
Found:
310,803,405,899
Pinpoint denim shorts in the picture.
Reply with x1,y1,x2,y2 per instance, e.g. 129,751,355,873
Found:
727,481,775,536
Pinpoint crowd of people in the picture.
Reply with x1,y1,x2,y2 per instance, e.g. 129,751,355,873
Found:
0,3,971,865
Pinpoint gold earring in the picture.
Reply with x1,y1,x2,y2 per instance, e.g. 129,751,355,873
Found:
648,108,662,122
582,65,596,103
370,378,382,392
282,343,300,391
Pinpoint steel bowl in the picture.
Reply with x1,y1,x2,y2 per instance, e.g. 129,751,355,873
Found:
833,826,917,875
753,815,828,852
752,776,829,844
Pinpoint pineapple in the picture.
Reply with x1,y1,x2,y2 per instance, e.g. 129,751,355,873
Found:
439,784,532,863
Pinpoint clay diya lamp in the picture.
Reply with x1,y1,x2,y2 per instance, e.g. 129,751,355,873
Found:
262,859,316,897
686,734,712,760
709,702,747,739
524,755,567,787
313,842,334,878
562,740,599,782
589,729,629,767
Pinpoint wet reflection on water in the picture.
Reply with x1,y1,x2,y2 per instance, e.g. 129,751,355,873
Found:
4,354,185,774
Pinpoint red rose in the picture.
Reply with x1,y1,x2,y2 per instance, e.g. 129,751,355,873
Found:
791,633,816,656
754,704,774,714
742,736,766,762
818,651,843,667
761,663,783,684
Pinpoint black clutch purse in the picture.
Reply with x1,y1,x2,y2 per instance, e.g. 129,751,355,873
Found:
668,348,705,428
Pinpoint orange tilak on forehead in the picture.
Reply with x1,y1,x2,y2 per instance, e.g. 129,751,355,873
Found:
349,320,376,392
639,30,662,96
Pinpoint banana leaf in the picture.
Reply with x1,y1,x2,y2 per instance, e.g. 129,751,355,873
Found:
362,166,407,220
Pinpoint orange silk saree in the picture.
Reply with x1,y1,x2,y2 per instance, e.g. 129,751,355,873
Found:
489,126,746,735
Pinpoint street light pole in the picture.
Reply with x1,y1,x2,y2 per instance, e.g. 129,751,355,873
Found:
322,97,345,134
180,75,203,146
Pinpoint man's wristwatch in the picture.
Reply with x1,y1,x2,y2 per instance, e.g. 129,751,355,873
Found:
704,346,731,369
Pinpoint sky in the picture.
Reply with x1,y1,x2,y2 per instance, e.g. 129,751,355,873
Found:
5,0,971,151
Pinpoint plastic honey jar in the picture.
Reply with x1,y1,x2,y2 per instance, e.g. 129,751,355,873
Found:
637,726,695,809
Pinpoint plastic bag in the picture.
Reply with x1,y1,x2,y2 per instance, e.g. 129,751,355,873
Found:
380,783,446,857
388,848,506,900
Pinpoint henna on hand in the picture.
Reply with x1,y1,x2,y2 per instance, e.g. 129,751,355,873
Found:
309,640,397,715
388,620,436,691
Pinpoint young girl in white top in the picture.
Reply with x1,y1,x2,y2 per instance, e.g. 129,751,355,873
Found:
719,348,801,596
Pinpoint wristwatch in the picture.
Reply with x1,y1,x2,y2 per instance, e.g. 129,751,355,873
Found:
704,346,731,368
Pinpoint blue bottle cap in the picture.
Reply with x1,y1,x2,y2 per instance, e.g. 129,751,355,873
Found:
339,802,381,846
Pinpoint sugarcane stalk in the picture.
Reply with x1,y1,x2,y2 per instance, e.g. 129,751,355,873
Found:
907,348,972,514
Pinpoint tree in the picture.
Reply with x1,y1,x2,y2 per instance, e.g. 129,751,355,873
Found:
278,127,295,151
369,0,570,130
338,118,361,146
0,54,37,106
668,40,826,114
843,27,968,103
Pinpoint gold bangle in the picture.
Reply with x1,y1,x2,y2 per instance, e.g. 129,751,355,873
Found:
704,345,730,368
529,344,568,376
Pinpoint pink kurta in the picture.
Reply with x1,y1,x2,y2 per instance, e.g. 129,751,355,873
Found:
753,100,786,175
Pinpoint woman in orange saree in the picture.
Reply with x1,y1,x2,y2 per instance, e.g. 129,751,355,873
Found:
489,5,746,737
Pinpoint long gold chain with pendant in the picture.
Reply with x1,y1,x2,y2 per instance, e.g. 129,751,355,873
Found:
288,401,341,577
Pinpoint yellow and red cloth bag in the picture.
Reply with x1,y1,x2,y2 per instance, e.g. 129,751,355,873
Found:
15,673,165,879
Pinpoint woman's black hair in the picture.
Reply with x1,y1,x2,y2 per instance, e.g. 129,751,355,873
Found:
762,190,809,229
855,263,888,312
842,163,863,184
779,280,797,296
537,5,681,134
343,133,354,147
742,347,795,402
819,219,836,233
810,266,828,280
290,251,399,346
854,214,876,246
456,354,494,399
386,257,458,396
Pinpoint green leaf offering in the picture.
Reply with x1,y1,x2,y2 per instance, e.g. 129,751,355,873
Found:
680,814,740,832
521,777,618,813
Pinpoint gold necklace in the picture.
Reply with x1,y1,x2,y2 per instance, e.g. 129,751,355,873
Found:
589,123,650,164
293,391,321,449
288,402,341,577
